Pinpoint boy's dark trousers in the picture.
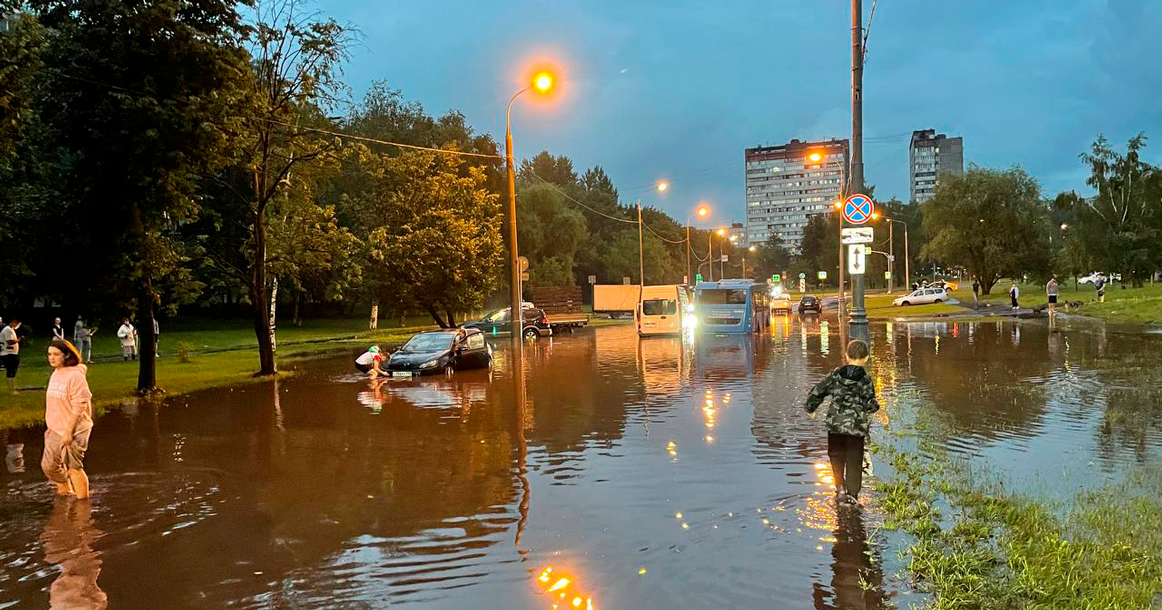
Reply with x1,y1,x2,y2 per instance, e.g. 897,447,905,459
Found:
827,433,865,497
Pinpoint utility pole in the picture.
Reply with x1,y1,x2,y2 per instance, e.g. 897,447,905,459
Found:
849,0,868,332
685,225,691,285
505,108,523,355
637,199,645,287
888,220,894,293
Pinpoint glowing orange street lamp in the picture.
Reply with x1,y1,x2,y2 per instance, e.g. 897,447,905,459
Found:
808,152,822,163
505,69,555,352
657,181,669,193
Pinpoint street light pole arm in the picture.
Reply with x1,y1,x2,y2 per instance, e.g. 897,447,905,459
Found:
506,86,532,137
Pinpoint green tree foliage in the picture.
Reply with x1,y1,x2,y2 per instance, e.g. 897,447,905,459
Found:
27,0,249,390
355,150,502,327
920,166,1050,294
0,10,42,164
515,181,587,288
519,150,577,186
1063,134,1162,286
751,236,792,281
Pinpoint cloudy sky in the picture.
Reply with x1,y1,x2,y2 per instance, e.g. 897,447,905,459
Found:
326,0,1162,225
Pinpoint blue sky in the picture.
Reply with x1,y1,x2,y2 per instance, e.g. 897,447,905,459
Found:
326,0,1162,225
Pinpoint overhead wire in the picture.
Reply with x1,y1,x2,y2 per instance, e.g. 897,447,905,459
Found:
528,173,637,224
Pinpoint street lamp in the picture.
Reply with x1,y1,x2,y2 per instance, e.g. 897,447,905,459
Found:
686,203,711,285
637,180,669,288
881,217,910,292
506,69,554,350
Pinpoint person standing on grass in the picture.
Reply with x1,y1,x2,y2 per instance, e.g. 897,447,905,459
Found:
42,339,93,500
972,279,980,303
73,316,96,364
1094,274,1106,303
1,318,22,394
51,317,66,341
116,318,137,361
1046,275,1059,319
1010,283,1020,310
152,317,159,353
804,339,880,505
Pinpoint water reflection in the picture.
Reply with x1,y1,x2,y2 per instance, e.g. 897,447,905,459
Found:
812,507,888,610
41,500,108,609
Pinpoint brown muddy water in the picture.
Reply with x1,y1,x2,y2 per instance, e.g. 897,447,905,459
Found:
1,316,1159,609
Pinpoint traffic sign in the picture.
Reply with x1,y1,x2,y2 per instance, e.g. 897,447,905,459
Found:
799,272,806,279
841,227,874,244
847,244,866,275
623,276,632,285
772,274,781,283
817,271,827,280
884,271,892,280
518,256,530,272
843,193,874,225
799,278,806,293
695,273,703,283
721,255,728,262
588,275,597,284
520,271,530,281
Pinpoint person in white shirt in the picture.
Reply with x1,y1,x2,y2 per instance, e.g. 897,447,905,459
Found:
1,318,22,394
116,318,137,361
354,345,385,378
1009,283,1020,310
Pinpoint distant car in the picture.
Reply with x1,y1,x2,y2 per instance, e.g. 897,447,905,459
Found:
384,328,493,377
893,287,948,307
772,293,793,314
1078,273,1121,284
463,307,553,339
798,295,822,314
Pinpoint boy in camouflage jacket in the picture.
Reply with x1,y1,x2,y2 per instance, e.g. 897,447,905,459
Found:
804,339,880,502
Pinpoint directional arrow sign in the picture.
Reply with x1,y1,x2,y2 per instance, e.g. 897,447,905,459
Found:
847,244,866,275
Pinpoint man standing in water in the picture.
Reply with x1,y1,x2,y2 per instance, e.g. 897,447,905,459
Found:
804,339,880,504
1046,275,1059,320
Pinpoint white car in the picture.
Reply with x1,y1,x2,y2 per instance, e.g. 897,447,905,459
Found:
893,287,948,307
1078,273,1120,285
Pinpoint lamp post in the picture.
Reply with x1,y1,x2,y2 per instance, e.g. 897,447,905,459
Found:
636,181,668,288
810,150,848,319
883,217,910,292
686,203,710,285
505,71,553,351
716,228,727,279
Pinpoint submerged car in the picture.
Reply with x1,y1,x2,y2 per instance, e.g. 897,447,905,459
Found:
892,287,948,307
463,307,552,339
384,328,493,377
798,295,822,314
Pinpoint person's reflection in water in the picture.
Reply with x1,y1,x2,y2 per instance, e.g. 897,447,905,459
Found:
40,499,108,609
4,428,26,473
813,505,889,610
356,378,386,413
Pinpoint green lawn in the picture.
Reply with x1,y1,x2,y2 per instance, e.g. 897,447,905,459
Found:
864,293,969,319
0,317,438,429
949,279,1162,325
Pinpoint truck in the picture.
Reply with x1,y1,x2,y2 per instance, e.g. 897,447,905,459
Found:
529,286,590,332
593,284,641,319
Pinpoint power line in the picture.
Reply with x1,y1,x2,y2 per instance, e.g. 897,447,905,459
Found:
528,173,637,224
265,119,503,159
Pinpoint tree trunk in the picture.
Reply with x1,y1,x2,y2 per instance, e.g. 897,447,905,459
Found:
136,282,157,392
292,290,302,327
426,305,448,328
251,211,276,376
369,302,378,330
269,276,278,354
445,309,456,327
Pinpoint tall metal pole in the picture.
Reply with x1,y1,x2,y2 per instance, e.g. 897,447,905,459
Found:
849,0,868,331
837,161,847,320
888,220,894,294
506,88,529,353
685,224,691,285
708,233,714,282
904,222,911,290
637,199,645,287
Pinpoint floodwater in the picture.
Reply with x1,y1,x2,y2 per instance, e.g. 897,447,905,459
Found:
1,316,1159,609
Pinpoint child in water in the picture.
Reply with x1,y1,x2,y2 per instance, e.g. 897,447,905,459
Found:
354,345,385,378
804,339,880,504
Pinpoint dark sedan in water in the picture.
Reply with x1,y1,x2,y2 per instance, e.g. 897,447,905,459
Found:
384,328,492,377
798,295,822,314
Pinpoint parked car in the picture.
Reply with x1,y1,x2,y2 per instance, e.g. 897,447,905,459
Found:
463,307,553,339
1078,273,1121,284
798,295,822,314
892,287,948,307
384,328,493,377
772,292,793,314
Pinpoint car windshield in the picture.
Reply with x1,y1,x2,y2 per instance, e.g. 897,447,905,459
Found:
697,289,748,305
401,333,456,353
483,309,508,322
803,297,816,303
642,299,677,316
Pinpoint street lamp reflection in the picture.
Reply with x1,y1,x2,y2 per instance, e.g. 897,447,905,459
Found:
536,566,596,610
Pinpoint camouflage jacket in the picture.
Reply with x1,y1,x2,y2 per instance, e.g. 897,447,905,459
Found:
804,365,880,436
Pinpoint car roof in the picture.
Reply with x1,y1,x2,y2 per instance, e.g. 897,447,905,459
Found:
415,329,459,336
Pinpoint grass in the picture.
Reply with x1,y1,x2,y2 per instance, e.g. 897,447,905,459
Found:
0,317,437,429
864,294,969,320
948,280,1162,325
873,443,1162,609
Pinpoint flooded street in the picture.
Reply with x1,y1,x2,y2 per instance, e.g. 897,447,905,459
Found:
2,317,1160,609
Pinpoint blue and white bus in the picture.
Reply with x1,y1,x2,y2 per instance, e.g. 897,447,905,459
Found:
693,279,771,334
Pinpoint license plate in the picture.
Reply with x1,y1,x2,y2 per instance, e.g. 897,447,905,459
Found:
391,371,413,378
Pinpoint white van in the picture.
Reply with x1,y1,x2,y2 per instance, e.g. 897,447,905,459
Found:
637,285,689,336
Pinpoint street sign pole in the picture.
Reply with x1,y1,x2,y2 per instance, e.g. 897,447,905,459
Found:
848,0,868,339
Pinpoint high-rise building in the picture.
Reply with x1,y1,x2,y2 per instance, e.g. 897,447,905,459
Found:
745,138,848,251
909,129,963,202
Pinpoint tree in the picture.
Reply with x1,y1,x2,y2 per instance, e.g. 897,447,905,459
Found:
209,0,353,375
29,0,249,391
518,150,577,186
356,150,502,327
920,166,1050,294
0,10,42,164
514,180,587,287
1071,134,1161,286
581,166,618,200
751,236,792,281
798,213,841,286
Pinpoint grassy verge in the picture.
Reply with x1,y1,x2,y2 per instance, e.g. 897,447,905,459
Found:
0,320,434,429
948,280,1162,325
864,294,969,320
873,443,1162,609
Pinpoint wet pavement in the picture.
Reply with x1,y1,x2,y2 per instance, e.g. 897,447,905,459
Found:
1,316,1159,609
